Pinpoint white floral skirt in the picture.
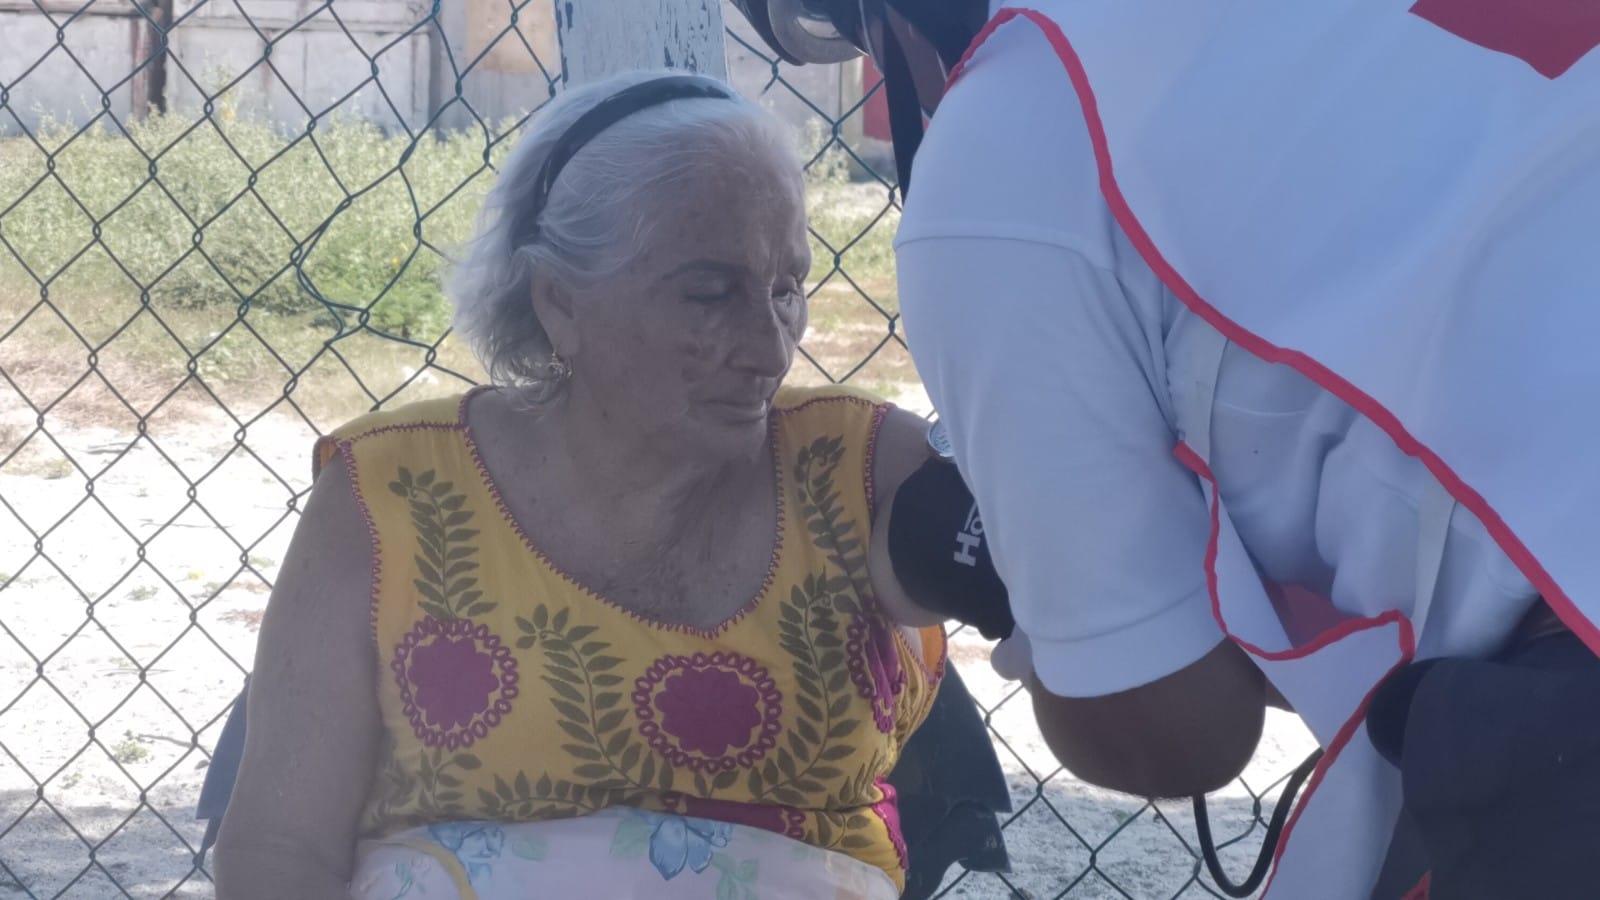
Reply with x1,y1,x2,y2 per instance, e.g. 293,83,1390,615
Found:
351,808,900,900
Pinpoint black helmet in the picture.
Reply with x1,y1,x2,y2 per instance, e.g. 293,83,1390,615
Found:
729,0,869,65
731,0,989,195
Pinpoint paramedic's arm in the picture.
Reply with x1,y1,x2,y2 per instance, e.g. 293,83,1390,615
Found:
893,16,1264,797
899,236,1265,797
212,459,378,899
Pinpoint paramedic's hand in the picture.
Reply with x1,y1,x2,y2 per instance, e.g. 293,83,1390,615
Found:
990,630,1033,682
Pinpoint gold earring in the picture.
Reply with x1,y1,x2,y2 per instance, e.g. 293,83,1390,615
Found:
546,352,571,383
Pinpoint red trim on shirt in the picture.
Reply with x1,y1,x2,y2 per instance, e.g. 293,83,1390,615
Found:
1401,871,1432,900
1175,441,1417,895
946,9,1591,894
951,4,1600,659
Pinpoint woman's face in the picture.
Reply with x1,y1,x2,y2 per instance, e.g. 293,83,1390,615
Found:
559,141,811,459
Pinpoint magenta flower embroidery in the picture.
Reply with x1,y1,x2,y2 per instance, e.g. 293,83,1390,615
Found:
871,779,909,871
847,613,906,733
660,667,761,756
391,617,518,749
633,652,782,772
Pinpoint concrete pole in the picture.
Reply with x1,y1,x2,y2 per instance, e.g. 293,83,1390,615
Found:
553,0,728,85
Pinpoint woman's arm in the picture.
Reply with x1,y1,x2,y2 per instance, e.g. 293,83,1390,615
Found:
869,406,954,632
212,459,383,900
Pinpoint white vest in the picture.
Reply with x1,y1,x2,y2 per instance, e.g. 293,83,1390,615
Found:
957,2,1600,895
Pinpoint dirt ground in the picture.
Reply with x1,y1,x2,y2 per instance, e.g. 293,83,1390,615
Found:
0,392,1315,899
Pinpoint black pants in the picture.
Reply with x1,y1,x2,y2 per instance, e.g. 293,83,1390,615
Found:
1365,630,1600,899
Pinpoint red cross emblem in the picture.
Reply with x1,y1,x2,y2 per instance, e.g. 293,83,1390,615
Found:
1411,0,1600,79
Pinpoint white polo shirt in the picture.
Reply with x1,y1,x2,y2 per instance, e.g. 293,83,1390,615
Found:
894,16,1539,699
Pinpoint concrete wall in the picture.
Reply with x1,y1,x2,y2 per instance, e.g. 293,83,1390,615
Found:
0,0,157,136
0,0,879,159
162,0,434,133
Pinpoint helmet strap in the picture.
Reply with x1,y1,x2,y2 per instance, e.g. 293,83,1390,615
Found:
880,26,926,202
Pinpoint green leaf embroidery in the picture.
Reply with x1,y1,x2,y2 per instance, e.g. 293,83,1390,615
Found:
556,720,595,744
795,718,821,745
603,728,629,755
550,699,591,725
787,731,809,763
826,669,850,694
546,678,585,703
815,815,835,846
397,468,490,619
544,667,584,687
794,694,824,723
619,743,642,774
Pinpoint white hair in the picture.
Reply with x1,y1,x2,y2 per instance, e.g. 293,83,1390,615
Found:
450,69,800,396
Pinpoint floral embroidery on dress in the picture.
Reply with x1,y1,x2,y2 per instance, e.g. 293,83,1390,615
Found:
354,394,938,891
633,652,784,771
846,615,905,734
392,617,519,749
793,433,907,734
869,780,908,871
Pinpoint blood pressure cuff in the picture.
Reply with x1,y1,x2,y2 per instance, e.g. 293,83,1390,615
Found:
887,459,1014,640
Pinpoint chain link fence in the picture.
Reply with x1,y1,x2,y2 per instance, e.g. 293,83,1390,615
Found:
0,2,1317,896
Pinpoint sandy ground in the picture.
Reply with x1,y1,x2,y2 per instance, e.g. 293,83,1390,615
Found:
0,397,1316,899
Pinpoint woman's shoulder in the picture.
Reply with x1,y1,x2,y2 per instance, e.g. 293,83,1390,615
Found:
771,384,933,513
770,384,896,465
772,383,887,415
329,390,475,443
313,389,478,475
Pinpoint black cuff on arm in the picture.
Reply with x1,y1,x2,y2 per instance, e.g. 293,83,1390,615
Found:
887,459,1015,640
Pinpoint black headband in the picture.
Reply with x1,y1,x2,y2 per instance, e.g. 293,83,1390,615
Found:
514,75,737,246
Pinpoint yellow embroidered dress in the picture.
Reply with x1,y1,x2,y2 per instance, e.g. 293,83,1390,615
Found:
317,384,945,891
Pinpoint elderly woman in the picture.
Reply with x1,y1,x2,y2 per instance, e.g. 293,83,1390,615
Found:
211,71,999,900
